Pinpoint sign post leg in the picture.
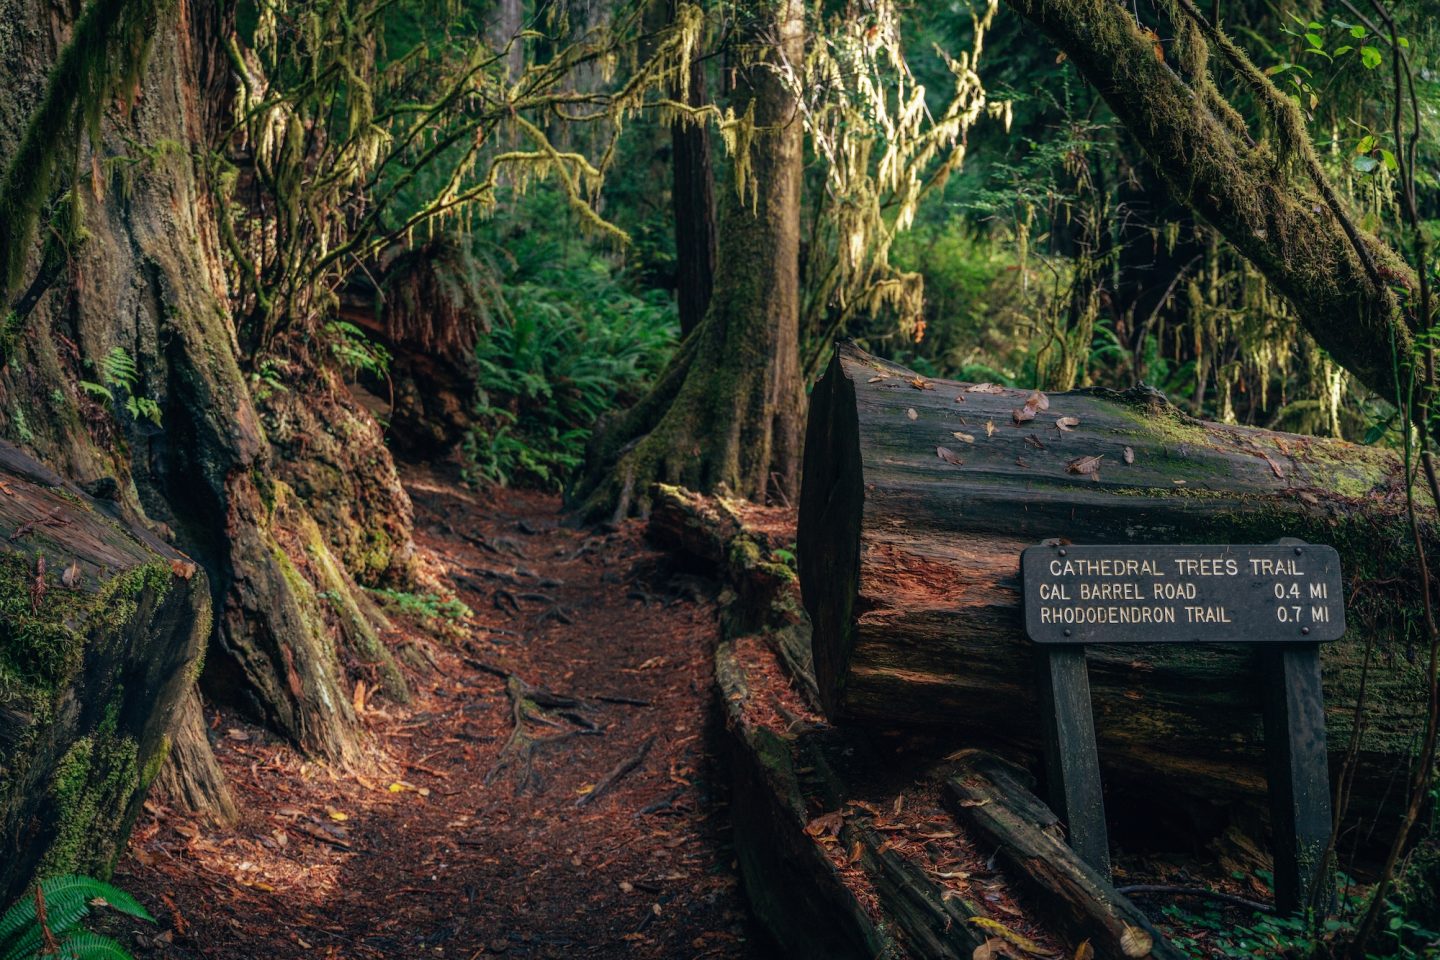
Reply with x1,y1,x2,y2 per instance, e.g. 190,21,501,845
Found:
1261,644,1332,915
1037,645,1111,879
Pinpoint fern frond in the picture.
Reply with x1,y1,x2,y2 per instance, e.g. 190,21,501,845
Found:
57,931,135,960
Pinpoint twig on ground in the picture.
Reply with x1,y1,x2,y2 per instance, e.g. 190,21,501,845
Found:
577,736,655,808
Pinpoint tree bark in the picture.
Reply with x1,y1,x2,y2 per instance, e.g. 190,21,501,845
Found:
668,0,716,340
0,0,374,782
799,344,1430,828
1001,0,1416,402
0,440,209,904
577,0,807,518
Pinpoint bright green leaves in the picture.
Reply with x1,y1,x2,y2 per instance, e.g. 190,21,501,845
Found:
1360,45,1383,69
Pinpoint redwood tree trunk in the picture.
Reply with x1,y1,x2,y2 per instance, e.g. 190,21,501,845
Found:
0,0,381,803
578,0,807,517
669,0,716,339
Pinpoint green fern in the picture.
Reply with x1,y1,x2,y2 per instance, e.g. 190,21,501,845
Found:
55,932,135,960
0,875,152,960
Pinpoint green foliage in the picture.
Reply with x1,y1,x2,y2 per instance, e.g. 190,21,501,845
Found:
80,347,161,428
0,875,152,960
365,588,472,625
324,321,391,380
463,190,678,490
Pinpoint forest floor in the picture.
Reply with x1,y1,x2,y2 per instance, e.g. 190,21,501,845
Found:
114,465,772,960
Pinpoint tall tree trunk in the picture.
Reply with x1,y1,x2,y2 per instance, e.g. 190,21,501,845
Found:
0,0,379,804
668,0,716,339
577,0,806,518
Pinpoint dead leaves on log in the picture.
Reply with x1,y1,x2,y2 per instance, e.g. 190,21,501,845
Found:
937,446,965,466
1066,455,1105,481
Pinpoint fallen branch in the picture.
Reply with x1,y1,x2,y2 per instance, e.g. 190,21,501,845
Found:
577,736,655,808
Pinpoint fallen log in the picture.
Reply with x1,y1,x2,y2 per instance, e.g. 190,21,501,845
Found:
798,343,1431,828
0,441,209,903
942,753,1185,960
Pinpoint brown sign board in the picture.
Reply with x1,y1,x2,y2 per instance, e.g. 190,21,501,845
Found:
1021,543,1345,645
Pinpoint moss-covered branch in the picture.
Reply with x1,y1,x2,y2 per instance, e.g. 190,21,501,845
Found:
1001,0,1417,403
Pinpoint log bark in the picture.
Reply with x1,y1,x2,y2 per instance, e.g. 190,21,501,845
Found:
0,440,209,904
942,753,1185,960
799,343,1430,826
151,689,238,825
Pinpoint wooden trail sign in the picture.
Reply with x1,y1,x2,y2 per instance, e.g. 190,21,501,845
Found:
1022,543,1346,645
1023,540,1339,914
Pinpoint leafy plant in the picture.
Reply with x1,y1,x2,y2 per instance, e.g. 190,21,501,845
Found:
324,321,391,380
463,189,679,490
366,588,472,625
80,347,161,427
0,874,153,960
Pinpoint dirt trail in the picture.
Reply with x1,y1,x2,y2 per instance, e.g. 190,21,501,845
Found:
117,466,770,959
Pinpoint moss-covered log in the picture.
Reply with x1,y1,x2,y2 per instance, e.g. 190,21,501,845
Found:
0,440,209,905
799,343,1431,829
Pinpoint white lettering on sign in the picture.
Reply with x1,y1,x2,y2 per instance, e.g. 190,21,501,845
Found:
1022,544,1347,644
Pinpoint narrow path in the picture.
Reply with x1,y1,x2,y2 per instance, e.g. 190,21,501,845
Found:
118,466,770,959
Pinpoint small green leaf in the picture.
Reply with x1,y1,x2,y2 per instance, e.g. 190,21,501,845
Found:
1360,45,1382,67
1355,134,1376,154
1397,36,1409,48
1304,32,1323,48
1353,155,1379,173
1333,45,1352,55
1380,149,1398,172
1363,423,1387,445
1350,24,1367,38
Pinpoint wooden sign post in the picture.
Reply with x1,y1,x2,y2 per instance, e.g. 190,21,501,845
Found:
1021,541,1345,914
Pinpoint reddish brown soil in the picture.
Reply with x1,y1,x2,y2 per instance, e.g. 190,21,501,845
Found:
116,468,771,959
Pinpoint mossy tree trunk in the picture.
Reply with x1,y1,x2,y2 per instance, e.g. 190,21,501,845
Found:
0,0,396,828
668,0,716,340
577,0,807,519
1001,0,1417,403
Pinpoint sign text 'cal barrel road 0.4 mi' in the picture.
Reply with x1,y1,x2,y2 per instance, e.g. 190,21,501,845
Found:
1021,543,1346,645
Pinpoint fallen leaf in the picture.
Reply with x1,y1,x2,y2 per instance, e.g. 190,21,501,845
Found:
955,394,966,403
1260,451,1286,479
967,382,1005,394
1173,479,1187,485
1074,940,1094,960
847,840,863,864
1123,446,1135,464
868,376,887,383
805,811,845,839
906,408,918,421
169,558,197,580
937,446,964,466
326,808,348,822
1055,416,1080,431
1025,434,1046,450
352,679,368,715
61,560,81,588
1299,491,1319,505
225,728,249,741
910,376,933,390
1143,25,1164,61
1012,406,1036,424
1015,457,1030,468
1025,391,1050,411
952,432,975,444
1066,455,1104,478
985,420,996,437
1120,924,1154,958
968,917,1047,955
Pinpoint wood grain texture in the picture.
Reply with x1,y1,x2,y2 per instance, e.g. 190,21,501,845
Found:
799,342,1430,823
